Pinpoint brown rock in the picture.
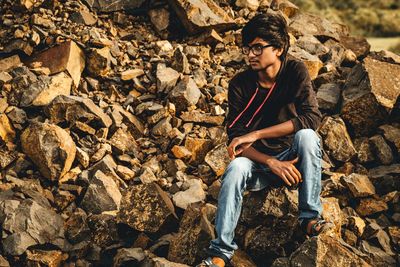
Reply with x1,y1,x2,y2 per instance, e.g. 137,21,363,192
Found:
235,0,259,11
316,83,341,111
0,114,16,143
271,0,299,17
148,8,170,35
0,55,21,72
112,104,145,138
156,64,180,93
171,145,192,159
354,137,375,164
356,198,388,217
169,76,201,114
110,128,138,155
85,0,146,12
70,10,97,26
321,197,342,237
21,122,76,181
341,56,400,136
117,183,177,233
347,216,366,237
341,173,376,198
26,249,67,267
184,137,213,164
168,203,216,265
167,0,235,35
379,124,400,153
318,116,356,162
204,143,230,176
340,36,371,59
289,235,371,266
288,46,323,80
359,240,396,267
180,110,225,126
86,47,111,77
27,41,85,87
120,69,144,81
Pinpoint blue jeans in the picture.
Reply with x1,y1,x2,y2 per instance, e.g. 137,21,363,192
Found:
209,129,323,259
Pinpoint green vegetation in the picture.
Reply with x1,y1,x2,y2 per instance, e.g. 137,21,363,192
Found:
290,0,400,37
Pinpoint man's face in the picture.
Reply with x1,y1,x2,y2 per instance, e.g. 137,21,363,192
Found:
244,37,283,71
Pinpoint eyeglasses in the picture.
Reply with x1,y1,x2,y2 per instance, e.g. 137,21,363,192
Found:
242,44,274,56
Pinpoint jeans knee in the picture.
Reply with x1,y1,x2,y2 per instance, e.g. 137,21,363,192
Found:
294,129,320,151
221,157,253,187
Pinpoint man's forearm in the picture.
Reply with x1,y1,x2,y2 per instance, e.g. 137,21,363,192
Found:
253,120,295,140
240,146,275,165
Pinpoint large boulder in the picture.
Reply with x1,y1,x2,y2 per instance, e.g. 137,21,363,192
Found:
21,122,76,181
341,56,400,136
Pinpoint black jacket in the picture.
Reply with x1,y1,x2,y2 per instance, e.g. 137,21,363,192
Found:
226,59,322,155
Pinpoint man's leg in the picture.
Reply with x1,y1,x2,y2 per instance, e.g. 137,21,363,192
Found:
209,157,257,261
289,129,323,223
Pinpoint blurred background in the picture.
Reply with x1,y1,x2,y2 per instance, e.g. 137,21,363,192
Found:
289,0,400,53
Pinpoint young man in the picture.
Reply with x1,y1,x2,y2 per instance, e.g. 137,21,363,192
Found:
198,13,332,267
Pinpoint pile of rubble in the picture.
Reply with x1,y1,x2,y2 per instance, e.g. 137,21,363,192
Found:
0,0,399,266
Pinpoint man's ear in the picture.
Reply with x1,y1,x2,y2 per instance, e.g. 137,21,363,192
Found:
275,47,284,57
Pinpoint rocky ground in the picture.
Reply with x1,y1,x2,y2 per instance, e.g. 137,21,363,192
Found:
0,0,399,266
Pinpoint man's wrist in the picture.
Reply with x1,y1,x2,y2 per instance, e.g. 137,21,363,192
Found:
265,157,276,166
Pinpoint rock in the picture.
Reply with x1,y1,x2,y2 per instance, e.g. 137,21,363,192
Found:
369,164,400,179
83,0,146,12
3,39,33,56
341,173,376,198
172,179,206,209
369,135,394,165
139,167,158,184
0,255,9,267
347,216,366,237
169,76,201,114
316,83,341,111
289,12,349,41
110,128,138,155
65,208,91,244
70,10,97,26
318,116,356,162
367,229,394,255
236,0,259,11
117,183,177,233
0,196,65,256
80,170,122,214
156,64,180,93
171,145,192,159
295,35,330,58
270,0,299,18
289,235,371,266
359,241,396,267
356,198,388,217
146,257,191,267
204,143,230,176
341,56,400,136
0,55,21,72
0,114,16,143
116,165,136,181
168,0,235,35
18,72,73,107
172,46,190,74
340,36,370,59
184,137,213,164
113,247,146,266
45,95,112,128
21,122,76,181
168,203,216,265
86,47,111,77
112,104,145,138
27,41,85,87
288,46,323,80
120,68,144,81
26,249,67,266
321,197,342,237
378,124,400,153
180,111,225,126
148,8,170,36
354,137,375,164
87,213,119,248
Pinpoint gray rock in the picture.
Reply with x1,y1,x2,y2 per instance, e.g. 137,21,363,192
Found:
46,95,112,128
369,135,394,165
204,143,230,176
169,76,201,114
156,64,180,93
172,179,206,209
83,0,146,12
80,170,122,214
341,56,400,136
117,183,177,233
296,35,330,58
288,46,323,80
0,196,65,256
359,240,396,267
113,247,146,266
317,83,341,111
152,117,173,136
368,164,400,179
378,124,400,153
70,10,97,26
21,122,76,181
354,137,375,164
318,116,356,162
168,203,216,265
340,35,371,59
172,46,190,74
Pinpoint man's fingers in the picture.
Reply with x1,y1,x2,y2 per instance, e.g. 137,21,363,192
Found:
290,157,299,164
292,166,302,182
280,173,292,186
287,168,300,184
284,170,297,185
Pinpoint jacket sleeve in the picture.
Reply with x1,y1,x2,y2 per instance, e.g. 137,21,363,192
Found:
290,62,322,132
226,80,250,144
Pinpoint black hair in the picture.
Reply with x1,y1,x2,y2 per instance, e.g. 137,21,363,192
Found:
242,13,290,61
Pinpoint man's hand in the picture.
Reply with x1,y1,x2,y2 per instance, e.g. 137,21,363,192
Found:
266,157,302,186
228,133,258,159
